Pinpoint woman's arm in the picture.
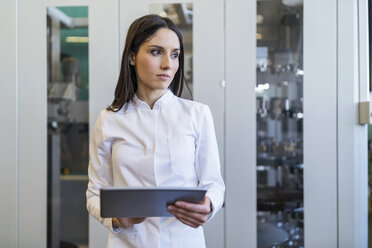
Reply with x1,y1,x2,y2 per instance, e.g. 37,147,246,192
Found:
167,105,225,228
87,111,147,232
86,111,120,232
194,105,225,218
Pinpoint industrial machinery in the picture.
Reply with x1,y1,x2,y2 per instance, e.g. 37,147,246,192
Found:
256,0,304,247
47,6,89,248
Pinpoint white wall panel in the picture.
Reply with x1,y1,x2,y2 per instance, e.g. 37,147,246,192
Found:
225,0,257,247
18,0,47,247
304,0,338,247
0,0,17,247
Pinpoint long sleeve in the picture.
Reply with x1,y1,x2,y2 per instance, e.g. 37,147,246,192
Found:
195,105,225,219
86,111,119,232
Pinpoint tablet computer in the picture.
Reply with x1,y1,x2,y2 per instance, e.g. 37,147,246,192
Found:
100,187,207,218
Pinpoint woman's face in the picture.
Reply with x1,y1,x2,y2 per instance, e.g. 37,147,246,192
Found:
130,28,180,95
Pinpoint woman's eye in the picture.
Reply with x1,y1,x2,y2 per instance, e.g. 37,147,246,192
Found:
171,53,179,59
151,49,161,56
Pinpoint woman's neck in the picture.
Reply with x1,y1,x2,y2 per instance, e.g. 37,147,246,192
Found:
136,88,167,109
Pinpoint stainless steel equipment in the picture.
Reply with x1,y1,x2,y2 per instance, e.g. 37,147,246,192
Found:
256,0,303,247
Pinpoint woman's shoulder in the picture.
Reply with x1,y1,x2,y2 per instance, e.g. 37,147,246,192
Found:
98,108,118,119
174,97,208,112
99,102,135,118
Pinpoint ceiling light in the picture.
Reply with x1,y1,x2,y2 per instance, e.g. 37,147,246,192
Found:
65,36,89,43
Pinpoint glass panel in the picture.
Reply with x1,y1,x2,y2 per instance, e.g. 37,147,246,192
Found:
47,6,89,248
149,3,193,100
256,0,303,247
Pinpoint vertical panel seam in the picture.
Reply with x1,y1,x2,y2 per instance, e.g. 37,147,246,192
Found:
223,1,226,247
356,0,361,246
357,0,361,101
336,0,339,247
15,0,19,247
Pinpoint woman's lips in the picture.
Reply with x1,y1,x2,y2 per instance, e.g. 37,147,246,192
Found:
157,74,170,80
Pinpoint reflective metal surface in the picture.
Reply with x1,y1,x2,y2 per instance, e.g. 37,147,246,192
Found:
256,0,303,247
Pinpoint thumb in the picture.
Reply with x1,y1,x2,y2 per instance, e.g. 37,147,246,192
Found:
131,217,146,224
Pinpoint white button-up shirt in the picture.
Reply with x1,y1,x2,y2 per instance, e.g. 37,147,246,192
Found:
86,90,225,248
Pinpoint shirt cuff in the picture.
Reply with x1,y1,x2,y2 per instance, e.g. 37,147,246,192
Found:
205,191,223,221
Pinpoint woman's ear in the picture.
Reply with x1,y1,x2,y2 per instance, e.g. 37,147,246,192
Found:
129,52,135,66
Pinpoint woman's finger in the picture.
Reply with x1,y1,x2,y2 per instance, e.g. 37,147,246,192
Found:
168,207,205,226
176,216,199,228
168,205,208,224
169,211,201,228
174,196,211,214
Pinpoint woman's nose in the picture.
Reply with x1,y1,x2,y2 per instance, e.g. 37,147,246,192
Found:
160,55,171,69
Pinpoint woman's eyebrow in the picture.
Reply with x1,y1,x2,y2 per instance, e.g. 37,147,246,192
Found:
148,45,180,51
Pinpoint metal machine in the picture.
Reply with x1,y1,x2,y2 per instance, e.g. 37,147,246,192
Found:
47,6,89,248
256,0,304,247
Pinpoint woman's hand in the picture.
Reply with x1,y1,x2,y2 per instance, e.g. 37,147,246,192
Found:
167,196,212,228
112,217,146,229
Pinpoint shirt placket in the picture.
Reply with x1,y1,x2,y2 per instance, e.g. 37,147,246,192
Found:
153,109,159,186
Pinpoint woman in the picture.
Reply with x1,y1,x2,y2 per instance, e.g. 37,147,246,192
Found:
86,14,225,248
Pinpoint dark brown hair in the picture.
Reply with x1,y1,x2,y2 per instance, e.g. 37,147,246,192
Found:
107,14,185,112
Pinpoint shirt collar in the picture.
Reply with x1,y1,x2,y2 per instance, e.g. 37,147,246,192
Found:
133,89,174,110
